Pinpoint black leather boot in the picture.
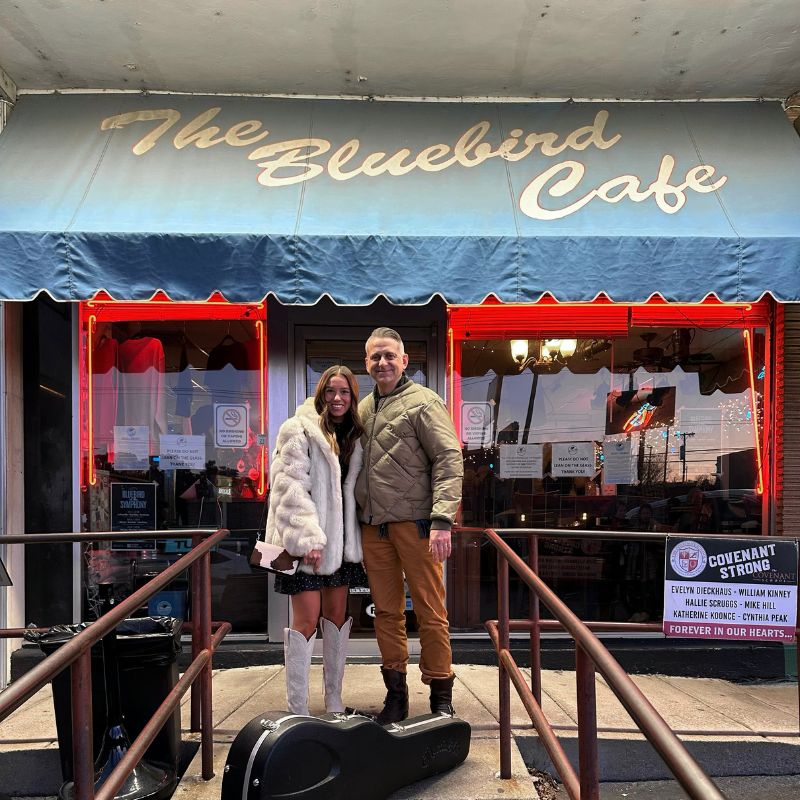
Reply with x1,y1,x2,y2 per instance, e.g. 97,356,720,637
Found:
376,667,409,725
429,675,456,715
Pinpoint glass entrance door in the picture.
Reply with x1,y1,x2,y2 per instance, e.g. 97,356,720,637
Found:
298,326,434,639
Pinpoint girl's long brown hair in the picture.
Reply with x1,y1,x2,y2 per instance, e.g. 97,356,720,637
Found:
313,365,364,464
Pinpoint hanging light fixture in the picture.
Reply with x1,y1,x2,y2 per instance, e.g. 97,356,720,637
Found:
510,339,529,365
512,337,579,371
542,339,562,360
559,339,577,358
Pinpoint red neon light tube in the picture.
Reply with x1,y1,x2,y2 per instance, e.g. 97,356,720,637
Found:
256,320,267,496
86,315,97,487
743,329,764,495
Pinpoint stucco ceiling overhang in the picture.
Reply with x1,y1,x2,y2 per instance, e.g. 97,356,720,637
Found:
0,1,798,101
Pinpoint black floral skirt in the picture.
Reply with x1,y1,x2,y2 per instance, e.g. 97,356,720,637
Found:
274,560,368,596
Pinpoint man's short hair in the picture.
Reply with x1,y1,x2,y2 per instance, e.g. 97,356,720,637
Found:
366,326,405,353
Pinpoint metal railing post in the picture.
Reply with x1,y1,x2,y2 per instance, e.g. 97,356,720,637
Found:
190,554,201,733
497,551,511,779
71,648,95,800
576,644,600,800
0,527,232,797
199,548,214,779
529,532,541,705
475,527,729,800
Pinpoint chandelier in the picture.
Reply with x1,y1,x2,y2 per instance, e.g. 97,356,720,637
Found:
510,338,577,370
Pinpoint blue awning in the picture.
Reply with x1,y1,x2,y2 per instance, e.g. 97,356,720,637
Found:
0,94,799,304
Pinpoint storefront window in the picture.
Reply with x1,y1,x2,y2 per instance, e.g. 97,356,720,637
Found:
447,302,770,630
79,299,268,631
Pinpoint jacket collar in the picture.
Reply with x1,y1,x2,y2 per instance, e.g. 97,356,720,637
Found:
372,373,411,407
294,398,332,453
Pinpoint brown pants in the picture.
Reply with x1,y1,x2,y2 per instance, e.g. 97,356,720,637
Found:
361,521,453,683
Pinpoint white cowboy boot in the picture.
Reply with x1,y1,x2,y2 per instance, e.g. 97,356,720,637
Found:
321,617,353,713
283,627,316,715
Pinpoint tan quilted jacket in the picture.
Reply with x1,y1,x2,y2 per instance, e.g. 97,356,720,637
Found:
355,379,463,528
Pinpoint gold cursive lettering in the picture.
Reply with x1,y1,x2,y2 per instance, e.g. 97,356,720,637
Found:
173,108,226,150
361,148,418,177
525,131,563,157
102,106,724,219
515,111,620,158
248,138,332,186
563,110,621,152
100,109,182,155
359,151,390,177
648,155,687,212
499,129,540,162
519,155,727,220
453,122,493,167
595,173,650,203
224,120,270,147
381,148,421,177
519,161,593,220
415,143,456,172
328,139,363,180
684,164,726,193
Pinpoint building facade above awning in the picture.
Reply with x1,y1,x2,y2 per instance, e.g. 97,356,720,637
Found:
0,94,799,304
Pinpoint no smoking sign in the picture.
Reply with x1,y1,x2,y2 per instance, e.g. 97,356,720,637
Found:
461,401,493,447
214,403,249,448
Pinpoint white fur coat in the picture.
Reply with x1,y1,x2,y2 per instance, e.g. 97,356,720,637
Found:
266,398,363,575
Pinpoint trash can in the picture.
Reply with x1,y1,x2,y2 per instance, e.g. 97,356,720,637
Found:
27,617,182,789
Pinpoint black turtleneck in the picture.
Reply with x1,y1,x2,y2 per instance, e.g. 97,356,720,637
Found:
333,422,350,483
372,372,409,410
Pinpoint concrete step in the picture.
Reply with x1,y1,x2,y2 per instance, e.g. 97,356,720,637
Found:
515,670,799,783
0,683,61,798
174,664,538,800
4,663,797,797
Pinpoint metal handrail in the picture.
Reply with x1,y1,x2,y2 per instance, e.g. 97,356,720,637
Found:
480,526,728,800
0,528,232,800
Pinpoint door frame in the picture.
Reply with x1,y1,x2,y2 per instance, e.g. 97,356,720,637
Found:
266,298,447,643
292,322,441,405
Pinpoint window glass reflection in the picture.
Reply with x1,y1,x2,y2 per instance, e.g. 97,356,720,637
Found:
451,325,766,630
82,318,267,631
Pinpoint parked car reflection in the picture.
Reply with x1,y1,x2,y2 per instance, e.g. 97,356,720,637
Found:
626,489,761,534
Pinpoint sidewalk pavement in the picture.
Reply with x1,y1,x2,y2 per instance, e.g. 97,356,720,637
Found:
1,664,798,799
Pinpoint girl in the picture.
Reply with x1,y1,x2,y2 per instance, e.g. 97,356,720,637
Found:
267,365,366,714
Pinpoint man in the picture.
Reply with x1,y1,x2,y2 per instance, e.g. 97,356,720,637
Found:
355,327,464,723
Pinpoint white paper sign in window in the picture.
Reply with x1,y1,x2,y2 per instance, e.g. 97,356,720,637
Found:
498,444,543,479
113,425,150,470
551,442,595,477
602,439,636,484
159,434,206,470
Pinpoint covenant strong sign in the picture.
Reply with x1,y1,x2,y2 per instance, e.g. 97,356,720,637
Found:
663,536,798,642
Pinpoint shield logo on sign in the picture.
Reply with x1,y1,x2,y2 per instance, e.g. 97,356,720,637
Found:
669,539,707,578
678,546,699,573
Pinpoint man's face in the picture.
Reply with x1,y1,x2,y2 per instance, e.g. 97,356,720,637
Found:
365,336,409,394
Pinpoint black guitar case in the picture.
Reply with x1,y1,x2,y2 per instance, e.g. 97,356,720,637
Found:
221,711,471,800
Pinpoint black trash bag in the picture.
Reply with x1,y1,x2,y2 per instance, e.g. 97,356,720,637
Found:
27,616,183,799
26,616,182,666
